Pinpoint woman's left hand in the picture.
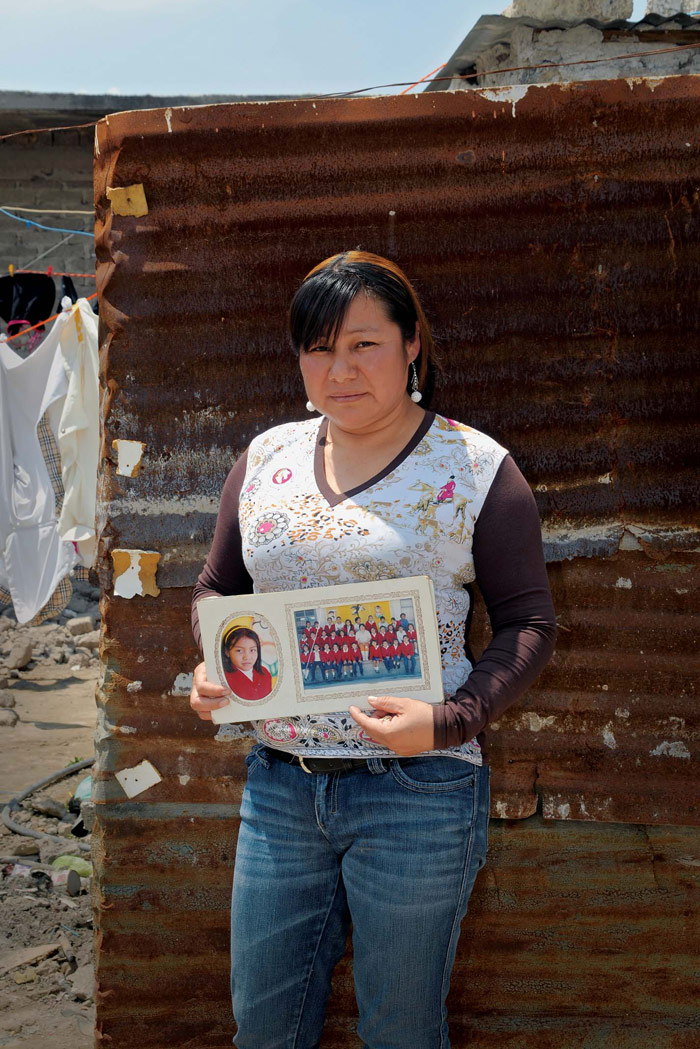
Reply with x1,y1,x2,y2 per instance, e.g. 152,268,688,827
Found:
349,695,435,756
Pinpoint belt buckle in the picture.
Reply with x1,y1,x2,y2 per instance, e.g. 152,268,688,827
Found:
298,755,313,774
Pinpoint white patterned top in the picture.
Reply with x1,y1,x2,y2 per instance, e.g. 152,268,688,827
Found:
236,411,507,767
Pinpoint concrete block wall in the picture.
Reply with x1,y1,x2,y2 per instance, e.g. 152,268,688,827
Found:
0,122,96,305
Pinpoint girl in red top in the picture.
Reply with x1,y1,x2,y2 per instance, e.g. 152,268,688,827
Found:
222,627,272,701
333,637,344,679
369,640,382,673
399,638,415,675
307,643,323,684
350,640,363,677
340,643,352,678
321,643,334,681
406,623,418,643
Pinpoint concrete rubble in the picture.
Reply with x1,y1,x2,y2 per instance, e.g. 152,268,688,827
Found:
0,576,100,694
0,764,95,1041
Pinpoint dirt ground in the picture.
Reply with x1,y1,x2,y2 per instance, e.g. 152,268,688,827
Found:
0,663,98,1049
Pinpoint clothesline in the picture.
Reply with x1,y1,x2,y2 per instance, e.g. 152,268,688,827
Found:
1,293,98,342
1,206,93,216
17,269,96,278
0,206,93,238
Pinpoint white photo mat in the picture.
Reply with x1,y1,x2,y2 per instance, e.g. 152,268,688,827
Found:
197,576,443,724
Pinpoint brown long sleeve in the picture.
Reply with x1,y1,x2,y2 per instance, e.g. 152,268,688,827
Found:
432,455,557,755
191,449,252,653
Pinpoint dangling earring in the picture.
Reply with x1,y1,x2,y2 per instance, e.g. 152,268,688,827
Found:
306,400,316,412
409,362,422,403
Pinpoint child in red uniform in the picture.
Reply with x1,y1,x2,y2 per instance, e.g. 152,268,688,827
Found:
369,640,382,673
300,644,312,679
308,643,323,684
400,637,415,675
340,643,352,678
321,643,334,681
350,640,363,677
331,643,342,679
222,627,272,701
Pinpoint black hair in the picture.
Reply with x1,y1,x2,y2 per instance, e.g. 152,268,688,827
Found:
221,626,263,675
289,251,438,406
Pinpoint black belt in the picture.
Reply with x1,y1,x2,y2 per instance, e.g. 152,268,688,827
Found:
264,747,378,774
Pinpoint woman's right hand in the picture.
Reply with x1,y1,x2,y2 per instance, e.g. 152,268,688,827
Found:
189,661,231,721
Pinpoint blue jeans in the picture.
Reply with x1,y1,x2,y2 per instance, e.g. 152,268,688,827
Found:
231,745,491,1048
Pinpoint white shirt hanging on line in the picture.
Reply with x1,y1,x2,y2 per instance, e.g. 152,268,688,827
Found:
0,298,99,623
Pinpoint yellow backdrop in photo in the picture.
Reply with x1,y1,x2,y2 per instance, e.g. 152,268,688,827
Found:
323,601,393,624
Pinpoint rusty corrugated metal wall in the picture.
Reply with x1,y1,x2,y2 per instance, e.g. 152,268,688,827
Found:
93,78,699,1047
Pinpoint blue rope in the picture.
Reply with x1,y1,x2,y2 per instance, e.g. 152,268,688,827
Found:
0,206,93,238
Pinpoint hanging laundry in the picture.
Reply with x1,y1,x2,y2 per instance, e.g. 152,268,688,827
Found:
0,415,74,623
0,272,55,329
0,298,99,624
61,274,78,304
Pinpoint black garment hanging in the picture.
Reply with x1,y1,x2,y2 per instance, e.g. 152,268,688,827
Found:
0,273,56,328
61,275,78,304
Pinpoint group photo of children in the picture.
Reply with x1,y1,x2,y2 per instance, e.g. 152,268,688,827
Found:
293,597,422,693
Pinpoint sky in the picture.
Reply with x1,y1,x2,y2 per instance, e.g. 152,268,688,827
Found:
0,1,653,99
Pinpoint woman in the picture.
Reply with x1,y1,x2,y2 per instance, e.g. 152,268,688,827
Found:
190,250,556,1049
221,625,272,702
355,620,372,661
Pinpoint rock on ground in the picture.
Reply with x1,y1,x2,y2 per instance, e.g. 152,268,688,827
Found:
65,618,94,638
5,642,33,671
68,963,94,1002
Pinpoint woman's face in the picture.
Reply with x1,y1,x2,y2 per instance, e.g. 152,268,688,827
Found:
228,636,258,672
299,292,419,431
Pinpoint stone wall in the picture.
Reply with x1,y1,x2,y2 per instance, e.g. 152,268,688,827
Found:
472,17,700,88
503,1,633,18
0,120,95,303
646,1,699,14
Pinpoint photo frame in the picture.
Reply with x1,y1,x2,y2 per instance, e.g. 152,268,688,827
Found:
197,576,442,724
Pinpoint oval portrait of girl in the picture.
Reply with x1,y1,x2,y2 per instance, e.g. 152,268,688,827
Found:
220,617,279,703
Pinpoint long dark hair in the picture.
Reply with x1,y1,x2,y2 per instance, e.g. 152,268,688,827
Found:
222,626,263,675
289,250,439,407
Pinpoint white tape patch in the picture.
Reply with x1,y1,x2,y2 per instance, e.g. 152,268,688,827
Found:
112,549,160,598
112,439,146,477
115,760,162,798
